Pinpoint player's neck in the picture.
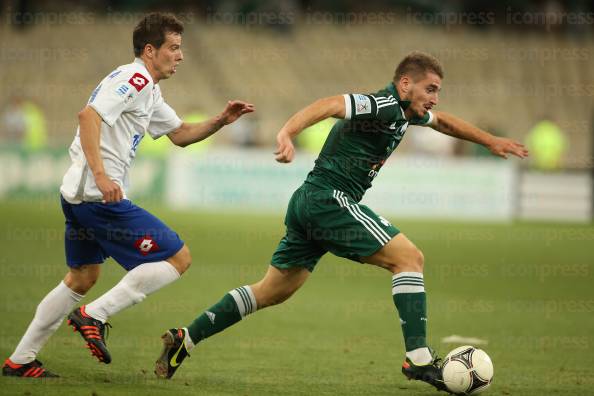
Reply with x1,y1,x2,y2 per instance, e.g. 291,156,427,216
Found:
396,85,414,119
137,56,160,84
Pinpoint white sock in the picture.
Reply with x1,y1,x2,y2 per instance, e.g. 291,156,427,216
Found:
10,281,84,364
182,327,195,351
406,347,433,365
85,261,180,323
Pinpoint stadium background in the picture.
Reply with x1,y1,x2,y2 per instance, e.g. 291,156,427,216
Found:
0,0,593,395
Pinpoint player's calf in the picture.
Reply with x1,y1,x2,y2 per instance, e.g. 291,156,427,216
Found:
251,266,310,308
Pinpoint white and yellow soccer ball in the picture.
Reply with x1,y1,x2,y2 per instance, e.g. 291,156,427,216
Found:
441,345,494,395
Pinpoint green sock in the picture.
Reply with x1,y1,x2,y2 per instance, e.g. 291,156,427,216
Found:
187,285,257,344
391,272,427,351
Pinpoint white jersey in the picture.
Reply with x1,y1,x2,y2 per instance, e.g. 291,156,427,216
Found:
60,58,182,204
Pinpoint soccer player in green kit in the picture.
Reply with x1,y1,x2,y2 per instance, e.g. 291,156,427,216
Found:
155,52,528,391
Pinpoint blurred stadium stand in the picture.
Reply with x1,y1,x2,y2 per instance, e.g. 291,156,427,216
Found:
0,1,592,167
0,1,592,220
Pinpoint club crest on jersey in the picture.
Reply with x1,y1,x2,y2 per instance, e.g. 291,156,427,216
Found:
134,236,160,256
128,73,149,92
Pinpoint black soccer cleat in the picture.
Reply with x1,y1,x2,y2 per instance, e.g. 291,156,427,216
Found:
67,305,112,364
155,328,190,379
402,349,450,393
2,358,59,378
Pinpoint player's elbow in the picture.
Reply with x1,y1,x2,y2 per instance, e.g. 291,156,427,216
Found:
78,106,96,123
173,139,189,148
77,109,87,122
167,126,191,147
175,137,194,148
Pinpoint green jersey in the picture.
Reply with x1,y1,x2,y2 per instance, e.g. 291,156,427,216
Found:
305,82,433,202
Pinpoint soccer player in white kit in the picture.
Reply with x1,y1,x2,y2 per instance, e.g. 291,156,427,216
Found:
2,12,254,377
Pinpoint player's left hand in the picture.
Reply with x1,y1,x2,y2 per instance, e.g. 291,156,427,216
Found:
219,100,255,125
275,132,295,163
488,137,529,159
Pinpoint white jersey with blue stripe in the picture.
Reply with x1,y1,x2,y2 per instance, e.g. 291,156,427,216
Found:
60,58,182,204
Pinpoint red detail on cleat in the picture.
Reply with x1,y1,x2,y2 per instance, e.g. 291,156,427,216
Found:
87,343,104,361
402,361,411,369
32,368,45,378
23,367,36,377
178,329,183,339
80,305,91,318
3,358,22,369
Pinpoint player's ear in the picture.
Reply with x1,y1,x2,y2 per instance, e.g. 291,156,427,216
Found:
144,44,155,59
399,76,411,95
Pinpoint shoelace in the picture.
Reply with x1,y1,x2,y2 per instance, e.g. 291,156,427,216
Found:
432,357,443,368
101,322,112,342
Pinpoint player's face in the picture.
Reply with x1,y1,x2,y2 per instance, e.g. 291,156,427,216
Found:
153,32,183,80
408,72,441,118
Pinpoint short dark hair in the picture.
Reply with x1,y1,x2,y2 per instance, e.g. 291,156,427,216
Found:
133,12,184,57
394,51,444,82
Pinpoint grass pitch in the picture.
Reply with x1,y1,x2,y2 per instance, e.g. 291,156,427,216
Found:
0,199,593,395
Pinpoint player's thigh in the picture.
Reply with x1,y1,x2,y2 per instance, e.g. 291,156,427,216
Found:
61,196,108,270
271,185,327,273
361,233,424,273
72,200,185,271
251,265,311,308
313,190,399,263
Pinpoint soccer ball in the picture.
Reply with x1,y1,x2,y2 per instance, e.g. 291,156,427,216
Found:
441,345,493,395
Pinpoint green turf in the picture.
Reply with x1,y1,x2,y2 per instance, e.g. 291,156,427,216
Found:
0,199,593,395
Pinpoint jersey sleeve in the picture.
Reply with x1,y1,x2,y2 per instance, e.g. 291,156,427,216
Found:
410,110,434,126
342,93,400,122
147,91,183,139
87,69,150,127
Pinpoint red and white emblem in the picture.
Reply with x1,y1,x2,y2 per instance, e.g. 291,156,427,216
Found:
128,73,149,92
134,236,160,256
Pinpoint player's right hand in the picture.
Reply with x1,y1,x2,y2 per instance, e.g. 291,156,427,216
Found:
96,174,124,203
274,132,295,163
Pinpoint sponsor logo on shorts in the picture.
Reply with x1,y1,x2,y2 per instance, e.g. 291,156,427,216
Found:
134,236,160,256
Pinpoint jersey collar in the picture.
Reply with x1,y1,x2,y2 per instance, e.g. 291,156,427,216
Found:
133,58,155,85
386,82,411,110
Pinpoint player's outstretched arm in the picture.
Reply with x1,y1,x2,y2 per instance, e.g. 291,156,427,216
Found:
167,100,255,147
78,106,123,203
431,111,529,159
275,95,346,163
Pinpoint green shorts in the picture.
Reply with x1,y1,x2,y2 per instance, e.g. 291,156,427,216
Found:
271,183,399,272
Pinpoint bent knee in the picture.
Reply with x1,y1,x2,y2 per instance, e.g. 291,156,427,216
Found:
386,247,424,274
170,245,192,274
413,248,425,272
64,268,99,294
